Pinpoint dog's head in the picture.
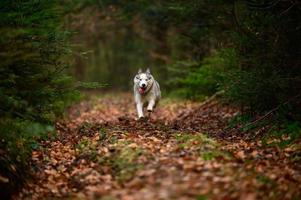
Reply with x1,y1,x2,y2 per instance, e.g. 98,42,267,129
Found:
134,68,154,94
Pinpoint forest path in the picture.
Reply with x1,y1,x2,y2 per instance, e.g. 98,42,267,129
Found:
17,93,301,200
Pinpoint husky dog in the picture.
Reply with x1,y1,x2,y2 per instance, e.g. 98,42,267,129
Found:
133,68,161,119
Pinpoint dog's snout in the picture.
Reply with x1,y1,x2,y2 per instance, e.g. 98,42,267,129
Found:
142,83,146,87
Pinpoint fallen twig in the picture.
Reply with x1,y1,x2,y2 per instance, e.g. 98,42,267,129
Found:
243,93,301,129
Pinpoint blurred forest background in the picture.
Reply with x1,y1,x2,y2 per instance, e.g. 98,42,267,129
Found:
1,0,301,198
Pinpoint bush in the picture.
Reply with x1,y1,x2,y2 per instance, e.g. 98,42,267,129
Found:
168,48,237,100
222,1,301,118
0,1,78,198
168,1,301,122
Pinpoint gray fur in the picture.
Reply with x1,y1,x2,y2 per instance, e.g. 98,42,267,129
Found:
133,69,161,118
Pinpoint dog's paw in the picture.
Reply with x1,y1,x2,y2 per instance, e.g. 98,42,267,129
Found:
147,109,153,113
137,116,144,121
137,116,149,122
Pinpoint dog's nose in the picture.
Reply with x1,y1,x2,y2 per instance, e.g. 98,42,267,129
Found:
142,83,146,87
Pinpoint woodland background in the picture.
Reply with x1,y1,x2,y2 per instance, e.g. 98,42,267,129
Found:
1,0,301,198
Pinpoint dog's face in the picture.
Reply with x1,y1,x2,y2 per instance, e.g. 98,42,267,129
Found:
134,68,154,94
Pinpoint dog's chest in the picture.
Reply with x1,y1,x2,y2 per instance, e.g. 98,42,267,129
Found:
139,91,154,103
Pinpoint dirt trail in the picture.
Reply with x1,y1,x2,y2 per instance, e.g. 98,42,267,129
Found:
17,93,301,200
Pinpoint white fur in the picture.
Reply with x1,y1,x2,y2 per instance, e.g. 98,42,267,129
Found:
133,68,161,118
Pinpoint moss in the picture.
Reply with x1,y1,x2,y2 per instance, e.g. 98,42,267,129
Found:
175,133,231,160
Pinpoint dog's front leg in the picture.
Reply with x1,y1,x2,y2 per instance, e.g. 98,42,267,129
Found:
136,103,144,118
147,99,155,112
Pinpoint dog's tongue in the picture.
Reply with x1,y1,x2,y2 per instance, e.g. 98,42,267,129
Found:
139,87,145,94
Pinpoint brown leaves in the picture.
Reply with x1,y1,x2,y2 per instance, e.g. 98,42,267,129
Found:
235,150,246,160
16,93,301,200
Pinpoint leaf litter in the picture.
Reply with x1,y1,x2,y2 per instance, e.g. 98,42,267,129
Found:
15,93,301,200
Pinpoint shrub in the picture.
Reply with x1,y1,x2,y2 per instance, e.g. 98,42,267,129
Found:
222,1,301,118
0,0,78,198
168,48,237,100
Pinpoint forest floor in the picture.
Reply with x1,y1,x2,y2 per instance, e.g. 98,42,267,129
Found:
16,93,301,200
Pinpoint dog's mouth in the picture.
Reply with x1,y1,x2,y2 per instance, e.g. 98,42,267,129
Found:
138,87,146,94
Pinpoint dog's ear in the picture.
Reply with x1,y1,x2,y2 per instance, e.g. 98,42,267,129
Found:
146,68,151,74
138,68,142,74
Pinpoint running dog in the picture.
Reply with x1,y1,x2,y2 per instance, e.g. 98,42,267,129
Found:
133,68,161,119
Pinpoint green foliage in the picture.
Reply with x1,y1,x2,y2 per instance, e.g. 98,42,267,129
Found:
165,0,301,122
227,112,301,148
196,195,208,200
64,0,233,91
0,0,78,197
66,0,301,120
175,133,230,160
263,121,301,148
222,1,301,116
227,114,252,129
168,49,237,100
112,144,144,183
76,81,108,89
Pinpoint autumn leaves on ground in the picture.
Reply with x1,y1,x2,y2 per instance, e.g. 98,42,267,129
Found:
17,93,301,200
